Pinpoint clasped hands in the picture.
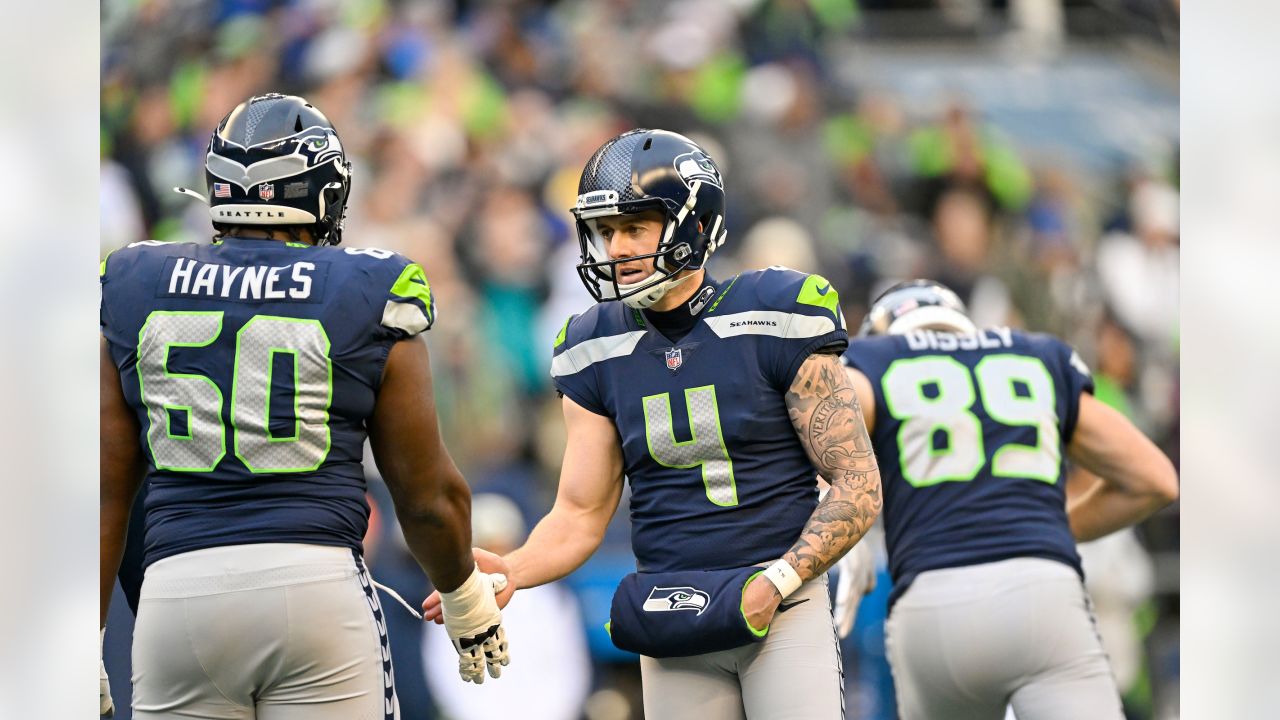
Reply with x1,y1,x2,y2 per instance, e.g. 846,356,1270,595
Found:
423,549,517,684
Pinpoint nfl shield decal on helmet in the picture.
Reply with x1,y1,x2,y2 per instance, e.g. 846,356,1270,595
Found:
665,348,683,371
258,183,275,200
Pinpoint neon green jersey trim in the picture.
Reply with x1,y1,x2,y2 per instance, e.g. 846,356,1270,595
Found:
389,263,433,317
100,248,120,277
740,570,770,637
706,274,740,314
796,274,840,319
554,316,571,348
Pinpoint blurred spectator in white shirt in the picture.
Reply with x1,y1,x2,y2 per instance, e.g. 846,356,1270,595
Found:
1097,179,1179,359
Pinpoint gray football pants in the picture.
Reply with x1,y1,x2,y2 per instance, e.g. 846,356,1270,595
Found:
640,575,845,720
885,557,1123,720
131,543,399,720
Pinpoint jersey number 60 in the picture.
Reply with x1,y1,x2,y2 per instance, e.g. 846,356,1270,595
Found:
136,311,332,473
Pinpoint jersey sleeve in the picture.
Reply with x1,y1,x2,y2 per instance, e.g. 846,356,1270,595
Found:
99,243,151,353
549,312,610,417
1043,335,1095,444
99,251,115,334
371,254,437,340
755,267,850,392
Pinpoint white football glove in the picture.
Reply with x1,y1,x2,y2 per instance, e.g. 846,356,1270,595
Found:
100,628,114,716
439,567,510,684
833,529,879,639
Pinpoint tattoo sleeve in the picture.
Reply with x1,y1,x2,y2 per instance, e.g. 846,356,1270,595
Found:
781,352,883,582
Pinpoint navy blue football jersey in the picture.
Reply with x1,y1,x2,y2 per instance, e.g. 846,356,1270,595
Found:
100,237,436,568
552,267,848,573
843,328,1094,607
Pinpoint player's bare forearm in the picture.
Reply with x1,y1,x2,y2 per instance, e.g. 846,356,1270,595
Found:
1066,393,1178,542
506,394,625,590
782,352,883,582
505,506,610,590
100,337,145,625
100,503,131,626
370,427,474,592
390,472,475,592
1067,480,1174,542
369,337,475,592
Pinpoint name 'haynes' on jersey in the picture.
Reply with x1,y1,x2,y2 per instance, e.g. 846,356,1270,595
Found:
159,256,328,302
101,238,437,570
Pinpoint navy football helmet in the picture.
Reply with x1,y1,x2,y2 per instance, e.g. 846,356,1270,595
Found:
860,279,977,336
202,93,352,245
572,129,728,309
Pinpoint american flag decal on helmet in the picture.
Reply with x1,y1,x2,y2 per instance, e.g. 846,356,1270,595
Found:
213,182,231,198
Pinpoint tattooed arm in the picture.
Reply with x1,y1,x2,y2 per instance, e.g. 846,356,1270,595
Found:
781,352,882,578
742,351,882,629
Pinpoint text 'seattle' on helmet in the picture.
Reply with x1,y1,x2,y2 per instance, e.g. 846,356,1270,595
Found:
860,279,978,337
571,129,728,309
195,93,353,245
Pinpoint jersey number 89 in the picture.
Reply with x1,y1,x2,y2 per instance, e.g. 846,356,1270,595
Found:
881,355,1059,488
136,311,332,473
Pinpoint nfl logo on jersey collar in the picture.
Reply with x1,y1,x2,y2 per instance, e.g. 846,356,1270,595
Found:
665,348,683,371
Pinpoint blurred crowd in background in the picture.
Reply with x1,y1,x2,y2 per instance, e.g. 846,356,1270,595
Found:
101,0,1180,718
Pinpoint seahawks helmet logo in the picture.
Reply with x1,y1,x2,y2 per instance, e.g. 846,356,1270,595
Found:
643,586,710,615
673,151,723,190
207,127,345,191
302,129,344,166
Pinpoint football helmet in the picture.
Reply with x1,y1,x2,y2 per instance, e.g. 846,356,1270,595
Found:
572,129,728,309
859,279,977,336
202,93,352,245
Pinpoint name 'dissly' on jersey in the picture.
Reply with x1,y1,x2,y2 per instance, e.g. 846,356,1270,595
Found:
160,256,329,302
903,327,1014,352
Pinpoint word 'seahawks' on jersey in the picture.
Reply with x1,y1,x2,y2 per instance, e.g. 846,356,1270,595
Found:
840,278,1177,720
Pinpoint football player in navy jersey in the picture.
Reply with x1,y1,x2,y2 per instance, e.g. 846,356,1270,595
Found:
424,129,882,719
838,280,1178,720
100,94,510,719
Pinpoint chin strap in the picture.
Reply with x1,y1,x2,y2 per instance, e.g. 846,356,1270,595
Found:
621,269,699,309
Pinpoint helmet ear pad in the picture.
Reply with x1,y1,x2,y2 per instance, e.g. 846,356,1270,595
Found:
316,163,352,245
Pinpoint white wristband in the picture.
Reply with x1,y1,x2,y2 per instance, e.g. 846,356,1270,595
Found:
440,565,485,604
761,559,803,599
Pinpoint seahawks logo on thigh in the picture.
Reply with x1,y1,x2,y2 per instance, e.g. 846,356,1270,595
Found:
643,586,710,615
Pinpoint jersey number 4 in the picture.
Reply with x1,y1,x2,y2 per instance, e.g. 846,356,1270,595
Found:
136,311,331,473
881,355,1059,487
642,385,738,507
